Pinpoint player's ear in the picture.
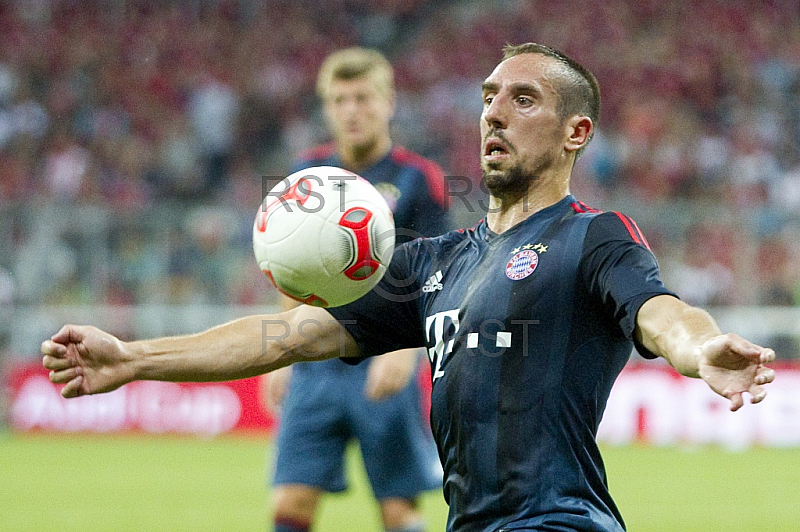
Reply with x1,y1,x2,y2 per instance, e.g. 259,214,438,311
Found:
564,115,593,154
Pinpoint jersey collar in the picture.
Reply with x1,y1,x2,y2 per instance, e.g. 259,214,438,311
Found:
481,194,576,243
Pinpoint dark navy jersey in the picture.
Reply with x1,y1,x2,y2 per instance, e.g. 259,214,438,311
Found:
328,195,677,532
294,143,451,243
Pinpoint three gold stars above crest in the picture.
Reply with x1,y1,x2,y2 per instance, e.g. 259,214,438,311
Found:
511,243,548,254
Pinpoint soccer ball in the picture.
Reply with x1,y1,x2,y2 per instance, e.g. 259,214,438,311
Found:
253,166,395,308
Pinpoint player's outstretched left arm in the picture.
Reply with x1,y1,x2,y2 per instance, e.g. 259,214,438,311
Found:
635,295,776,411
42,305,359,398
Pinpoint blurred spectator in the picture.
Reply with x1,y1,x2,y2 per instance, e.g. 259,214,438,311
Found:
0,139,37,200
725,122,782,209
153,112,204,199
183,206,241,303
188,72,240,196
41,131,90,202
13,216,78,304
757,236,800,306
662,223,737,307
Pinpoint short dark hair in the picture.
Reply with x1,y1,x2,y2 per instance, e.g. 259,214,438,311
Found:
502,43,600,155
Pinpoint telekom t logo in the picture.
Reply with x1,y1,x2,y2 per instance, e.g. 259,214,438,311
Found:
425,311,540,382
425,309,460,382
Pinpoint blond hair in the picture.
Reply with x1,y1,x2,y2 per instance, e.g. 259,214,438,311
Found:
316,47,394,99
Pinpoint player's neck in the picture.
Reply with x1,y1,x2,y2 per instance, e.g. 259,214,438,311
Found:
338,136,392,173
486,179,570,234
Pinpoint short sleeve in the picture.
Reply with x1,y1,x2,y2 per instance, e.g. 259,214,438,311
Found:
326,242,427,363
581,212,679,358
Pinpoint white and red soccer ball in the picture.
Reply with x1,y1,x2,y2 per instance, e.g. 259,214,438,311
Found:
253,166,395,308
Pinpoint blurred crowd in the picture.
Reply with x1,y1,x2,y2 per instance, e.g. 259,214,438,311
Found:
1,0,799,318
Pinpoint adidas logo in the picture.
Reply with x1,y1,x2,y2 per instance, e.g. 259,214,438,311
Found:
422,270,444,293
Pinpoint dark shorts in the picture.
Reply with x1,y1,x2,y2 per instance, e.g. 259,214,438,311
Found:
271,357,442,499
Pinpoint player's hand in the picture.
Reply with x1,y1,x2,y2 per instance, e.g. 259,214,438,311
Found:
41,325,135,398
365,348,421,401
263,366,293,412
697,333,776,412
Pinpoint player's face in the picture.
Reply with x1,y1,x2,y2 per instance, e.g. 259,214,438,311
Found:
480,54,571,196
323,76,395,152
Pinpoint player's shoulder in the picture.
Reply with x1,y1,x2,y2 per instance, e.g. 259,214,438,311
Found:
389,146,448,208
389,146,443,175
571,203,651,250
397,224,474,262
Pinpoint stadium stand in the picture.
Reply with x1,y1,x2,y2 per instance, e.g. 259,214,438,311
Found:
0,0,798,361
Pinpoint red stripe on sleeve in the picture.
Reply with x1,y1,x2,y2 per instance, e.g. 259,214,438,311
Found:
391,147,448,208
613,212,651,250
613,212,641,245
628,216,651,250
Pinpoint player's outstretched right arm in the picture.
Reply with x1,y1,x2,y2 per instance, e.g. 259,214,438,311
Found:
635,295,775,411
41,305,359,398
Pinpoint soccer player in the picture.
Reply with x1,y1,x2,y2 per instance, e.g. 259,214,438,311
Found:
265,47,448,532
43,43,776,532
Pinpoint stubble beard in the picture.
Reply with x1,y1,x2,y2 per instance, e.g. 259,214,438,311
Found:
482,152,555,208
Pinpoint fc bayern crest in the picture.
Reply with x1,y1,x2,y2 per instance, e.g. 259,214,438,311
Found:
505,249,538,280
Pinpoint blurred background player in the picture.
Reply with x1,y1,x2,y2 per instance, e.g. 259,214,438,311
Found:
263,47,450,532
